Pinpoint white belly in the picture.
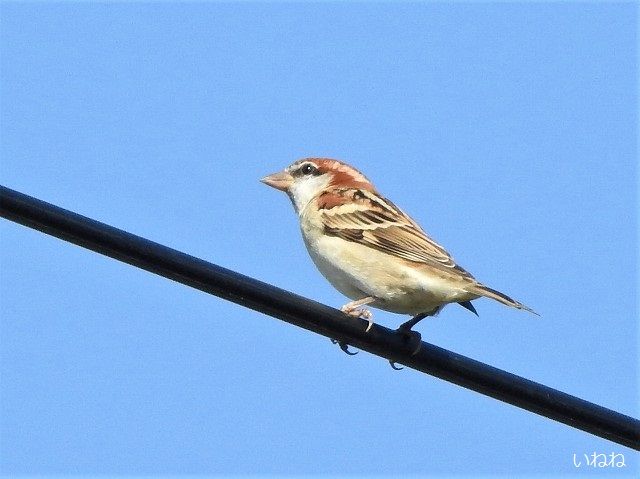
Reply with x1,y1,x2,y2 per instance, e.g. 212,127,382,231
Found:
302,229,473,315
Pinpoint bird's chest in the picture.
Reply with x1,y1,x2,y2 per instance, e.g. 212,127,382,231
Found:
300,224,368,300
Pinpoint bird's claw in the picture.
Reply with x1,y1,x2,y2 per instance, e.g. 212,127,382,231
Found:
330,338,358,355
389,360,404,370
365,318,374,333
341,307,375,333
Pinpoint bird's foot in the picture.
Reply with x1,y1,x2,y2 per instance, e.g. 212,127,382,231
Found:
340,305,374,332
331,302,376,356
330,338,358,355
388,328,423,370
398,327,422,356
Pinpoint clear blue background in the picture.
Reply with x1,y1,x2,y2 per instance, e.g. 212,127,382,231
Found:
1,2,637,476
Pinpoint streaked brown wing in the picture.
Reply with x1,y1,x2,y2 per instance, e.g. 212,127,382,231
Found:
319,188,472,276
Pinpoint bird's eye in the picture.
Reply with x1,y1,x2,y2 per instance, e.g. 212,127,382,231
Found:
300,163,317,175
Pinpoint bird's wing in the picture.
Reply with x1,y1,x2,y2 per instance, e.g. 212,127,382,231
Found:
317,188,474,277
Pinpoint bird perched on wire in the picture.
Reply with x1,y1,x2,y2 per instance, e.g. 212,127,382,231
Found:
261,158,537,360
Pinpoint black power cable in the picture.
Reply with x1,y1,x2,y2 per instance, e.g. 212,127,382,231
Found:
1,185,638,450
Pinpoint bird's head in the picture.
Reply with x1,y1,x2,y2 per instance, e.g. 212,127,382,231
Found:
261,158,375,213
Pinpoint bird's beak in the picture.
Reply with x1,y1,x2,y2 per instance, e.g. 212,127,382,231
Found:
260,170,294,192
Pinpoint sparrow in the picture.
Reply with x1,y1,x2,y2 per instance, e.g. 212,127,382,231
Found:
261,158,536,355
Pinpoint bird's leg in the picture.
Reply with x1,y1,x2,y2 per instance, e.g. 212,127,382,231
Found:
340,296,376,332
398,311,430,333
332,296,377,356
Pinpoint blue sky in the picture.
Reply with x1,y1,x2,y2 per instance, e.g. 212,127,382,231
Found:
0,2,637,476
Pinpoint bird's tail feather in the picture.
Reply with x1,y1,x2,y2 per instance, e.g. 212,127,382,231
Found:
472,284,539,316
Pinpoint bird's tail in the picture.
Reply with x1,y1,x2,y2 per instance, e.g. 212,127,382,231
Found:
471,284,539,316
